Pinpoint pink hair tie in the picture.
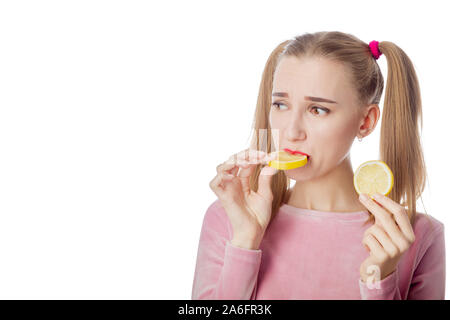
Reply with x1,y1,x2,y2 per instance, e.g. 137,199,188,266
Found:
369,40,382,60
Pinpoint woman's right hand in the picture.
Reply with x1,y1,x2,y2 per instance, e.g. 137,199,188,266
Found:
209,148,279,249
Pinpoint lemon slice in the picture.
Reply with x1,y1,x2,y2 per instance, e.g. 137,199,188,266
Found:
268,150,308,170
353,160,394,197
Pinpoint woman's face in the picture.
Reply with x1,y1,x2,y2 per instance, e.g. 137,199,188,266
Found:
269,55,364,181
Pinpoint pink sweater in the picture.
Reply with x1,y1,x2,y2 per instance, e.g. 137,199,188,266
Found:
191,199,445,300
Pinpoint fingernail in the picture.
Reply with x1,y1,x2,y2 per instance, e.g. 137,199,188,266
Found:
359,193,368,201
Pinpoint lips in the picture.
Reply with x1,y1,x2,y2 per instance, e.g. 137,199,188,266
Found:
283,148,311,158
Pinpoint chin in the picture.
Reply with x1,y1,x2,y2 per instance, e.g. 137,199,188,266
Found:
284,165,314,181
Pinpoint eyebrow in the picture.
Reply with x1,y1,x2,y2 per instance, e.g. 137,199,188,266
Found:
272,92,337,104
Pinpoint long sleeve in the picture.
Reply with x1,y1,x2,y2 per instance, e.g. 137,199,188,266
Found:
358,267,402,299
191,201,262,300
407,224,446,299
358,224,446,300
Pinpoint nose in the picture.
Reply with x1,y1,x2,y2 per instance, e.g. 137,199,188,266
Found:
285,115,307,142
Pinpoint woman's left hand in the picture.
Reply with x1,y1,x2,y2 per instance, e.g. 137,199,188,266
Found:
358,192,416,283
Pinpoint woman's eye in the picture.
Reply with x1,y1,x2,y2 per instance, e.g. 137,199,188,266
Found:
272,102,329,116
271,102,287,110
310,106,329,115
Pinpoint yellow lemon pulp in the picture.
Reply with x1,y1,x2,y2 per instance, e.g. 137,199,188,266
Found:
353,160,394,198
268,150,308,170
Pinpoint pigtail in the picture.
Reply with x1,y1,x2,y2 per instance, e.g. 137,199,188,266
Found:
377,41,427,227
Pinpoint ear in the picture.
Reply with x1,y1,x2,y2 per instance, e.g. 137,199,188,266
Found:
357,104,380,139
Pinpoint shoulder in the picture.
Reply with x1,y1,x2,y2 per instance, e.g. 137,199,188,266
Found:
201,199,232,235
204,198,228,220
413,212,444,239
412,212,445,256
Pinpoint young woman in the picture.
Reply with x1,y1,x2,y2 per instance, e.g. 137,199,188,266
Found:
191,31,445,299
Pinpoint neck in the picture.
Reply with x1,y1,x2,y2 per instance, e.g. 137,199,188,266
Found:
286,155,367,213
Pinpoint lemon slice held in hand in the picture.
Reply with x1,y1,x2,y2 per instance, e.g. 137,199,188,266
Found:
268,150,308,170
353,160,394,197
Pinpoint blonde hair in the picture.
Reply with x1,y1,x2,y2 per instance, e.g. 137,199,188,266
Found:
248,31,429,228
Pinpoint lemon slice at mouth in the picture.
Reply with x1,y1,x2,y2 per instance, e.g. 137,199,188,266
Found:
353,160,394,198
268,150,308,170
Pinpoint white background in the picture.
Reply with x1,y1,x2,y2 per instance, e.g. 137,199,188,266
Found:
0,0,448,299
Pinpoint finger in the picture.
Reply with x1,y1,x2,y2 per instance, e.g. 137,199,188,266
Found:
218,158,260,195
228,149,250,164
218,149,272,196
209,174,223,192
258,165,278,200
260,164,278,176
236,151,277,174
210,172,234,192
230,148,269,165
229,166,239,176
236,152,274,195
219,158,251,172
363,233,388,262
359,194,391,222
359,194,411,253
373,193,415,243
219,153,257,174
365,224,399,258
264,152,279,163
246,149,268,164
217,161,236,174
220,172,238,190
238,161,260,195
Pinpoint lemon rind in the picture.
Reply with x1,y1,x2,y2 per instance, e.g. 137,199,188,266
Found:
268,153,308,170
353,160,394,197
